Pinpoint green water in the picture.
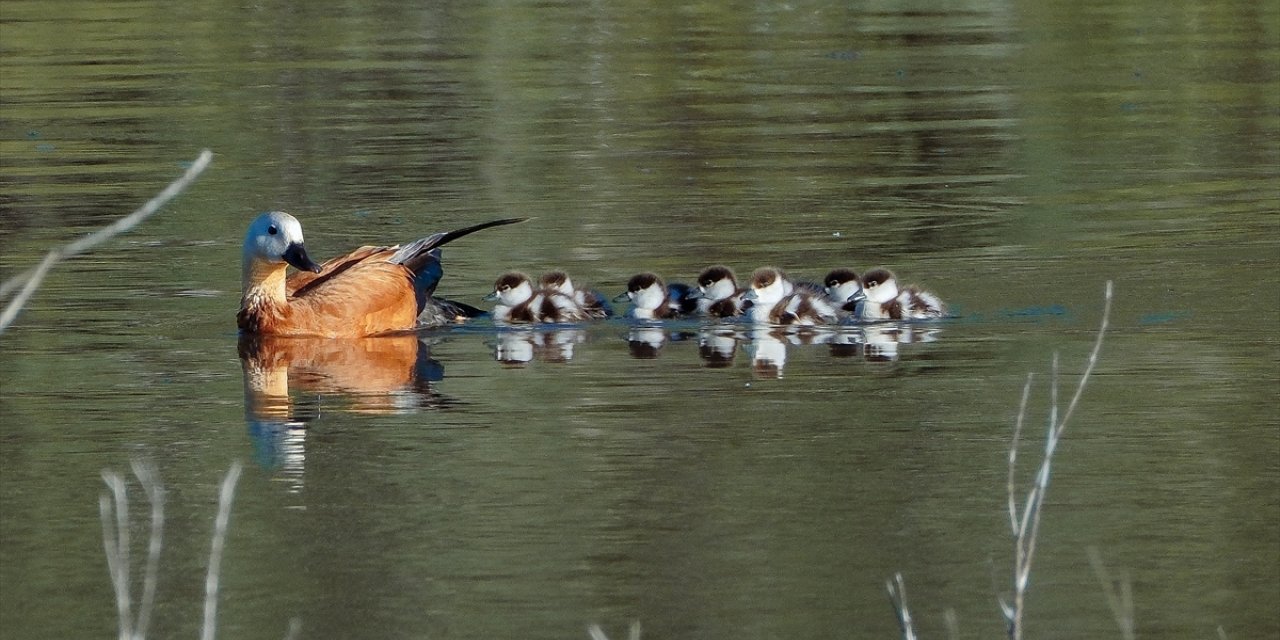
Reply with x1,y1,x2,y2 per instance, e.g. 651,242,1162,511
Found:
1,1,1277,638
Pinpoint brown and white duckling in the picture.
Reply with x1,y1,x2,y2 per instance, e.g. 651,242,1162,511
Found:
485,272,587,324
612,273,689,320
823,268,867,315
741,267,793,323
539,270,613,319
742,267,839,325
858,268,946,320
689,265,745,318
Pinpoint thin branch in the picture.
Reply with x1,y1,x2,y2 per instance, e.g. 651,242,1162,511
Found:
586,622,641,640
100,471,132,640
944,608,960,640
131,459,166,640
886,572,917,640
1007,373,1035,535
201,461,244,640
0,149,213,333
1087,547,1135,640
1004,280,1114,640
282,618,303,640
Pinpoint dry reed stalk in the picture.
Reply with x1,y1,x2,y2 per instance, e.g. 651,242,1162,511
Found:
886,572,918,640
0,149,212,333
1087,546,1135,639
1000,280,1113,639
201,461,243,640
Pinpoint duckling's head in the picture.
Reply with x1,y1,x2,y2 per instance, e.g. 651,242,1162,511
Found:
487,272,535,306
743,267,790,305
614,272,666,310
696,265,738,301
539,270,574,296
823,268,863,303
242,211,322,275
860,268,900,304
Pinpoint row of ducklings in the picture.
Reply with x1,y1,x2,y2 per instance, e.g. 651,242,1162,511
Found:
484,266,945,325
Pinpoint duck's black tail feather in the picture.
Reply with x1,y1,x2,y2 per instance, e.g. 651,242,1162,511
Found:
390,218,527,274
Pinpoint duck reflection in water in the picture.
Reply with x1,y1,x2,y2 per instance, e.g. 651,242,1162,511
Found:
239,333,450,474
491,328,586,365
698,327,739,368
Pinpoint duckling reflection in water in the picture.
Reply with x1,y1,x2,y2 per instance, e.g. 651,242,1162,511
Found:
698,328,739,368
485,272,590,324
744,327,788,378
492,328,586,365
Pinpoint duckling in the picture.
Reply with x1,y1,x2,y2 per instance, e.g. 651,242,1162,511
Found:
822,268,867,315
485,272,587,324
612,273,689,320
742,267,839,325
539,270,613,319
690,265,745,318
769,289,841,326
859,268,946,320
741,267,793,323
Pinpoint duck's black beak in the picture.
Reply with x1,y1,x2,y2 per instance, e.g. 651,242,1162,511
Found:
283,242,322,273
612,291,632,303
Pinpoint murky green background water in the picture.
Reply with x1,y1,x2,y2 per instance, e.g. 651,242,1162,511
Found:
2,1,1277,638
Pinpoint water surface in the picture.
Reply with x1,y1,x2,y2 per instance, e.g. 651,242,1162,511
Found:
1,1,1277,638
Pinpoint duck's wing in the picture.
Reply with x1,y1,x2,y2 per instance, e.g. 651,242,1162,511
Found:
287,245,397,295
284,261,420,337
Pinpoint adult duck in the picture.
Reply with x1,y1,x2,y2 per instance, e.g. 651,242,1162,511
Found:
238,211,523,337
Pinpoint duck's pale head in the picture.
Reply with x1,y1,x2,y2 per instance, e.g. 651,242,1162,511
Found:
242,211,322,275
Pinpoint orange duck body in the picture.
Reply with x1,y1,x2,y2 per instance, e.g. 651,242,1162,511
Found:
237,212,521,338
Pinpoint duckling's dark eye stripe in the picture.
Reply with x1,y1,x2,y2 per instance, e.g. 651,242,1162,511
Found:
267,225,278,235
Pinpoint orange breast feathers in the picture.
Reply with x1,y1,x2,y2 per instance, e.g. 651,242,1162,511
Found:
240,259,420,338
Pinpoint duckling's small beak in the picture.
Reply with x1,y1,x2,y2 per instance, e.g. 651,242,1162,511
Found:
282,242,322,273
742,289,759,301
612,291,632,303
688,289,707,300
482,291,500,302
846,290,867,303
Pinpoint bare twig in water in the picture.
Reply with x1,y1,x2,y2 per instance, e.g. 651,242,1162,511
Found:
1087,546,1135,639
202,461,244,640
587,621,641,640
1001,281,1113,640
944,608,960,640
99,461,167,640
886,572,918,640
98,459,246,640
0,149,213,334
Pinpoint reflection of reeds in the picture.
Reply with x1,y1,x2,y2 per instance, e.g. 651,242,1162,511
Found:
98,459,245,640
0,149,212,334
887,281,1113,639
587,621,641,640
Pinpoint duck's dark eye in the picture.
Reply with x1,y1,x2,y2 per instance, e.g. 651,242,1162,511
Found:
267,225,279,236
